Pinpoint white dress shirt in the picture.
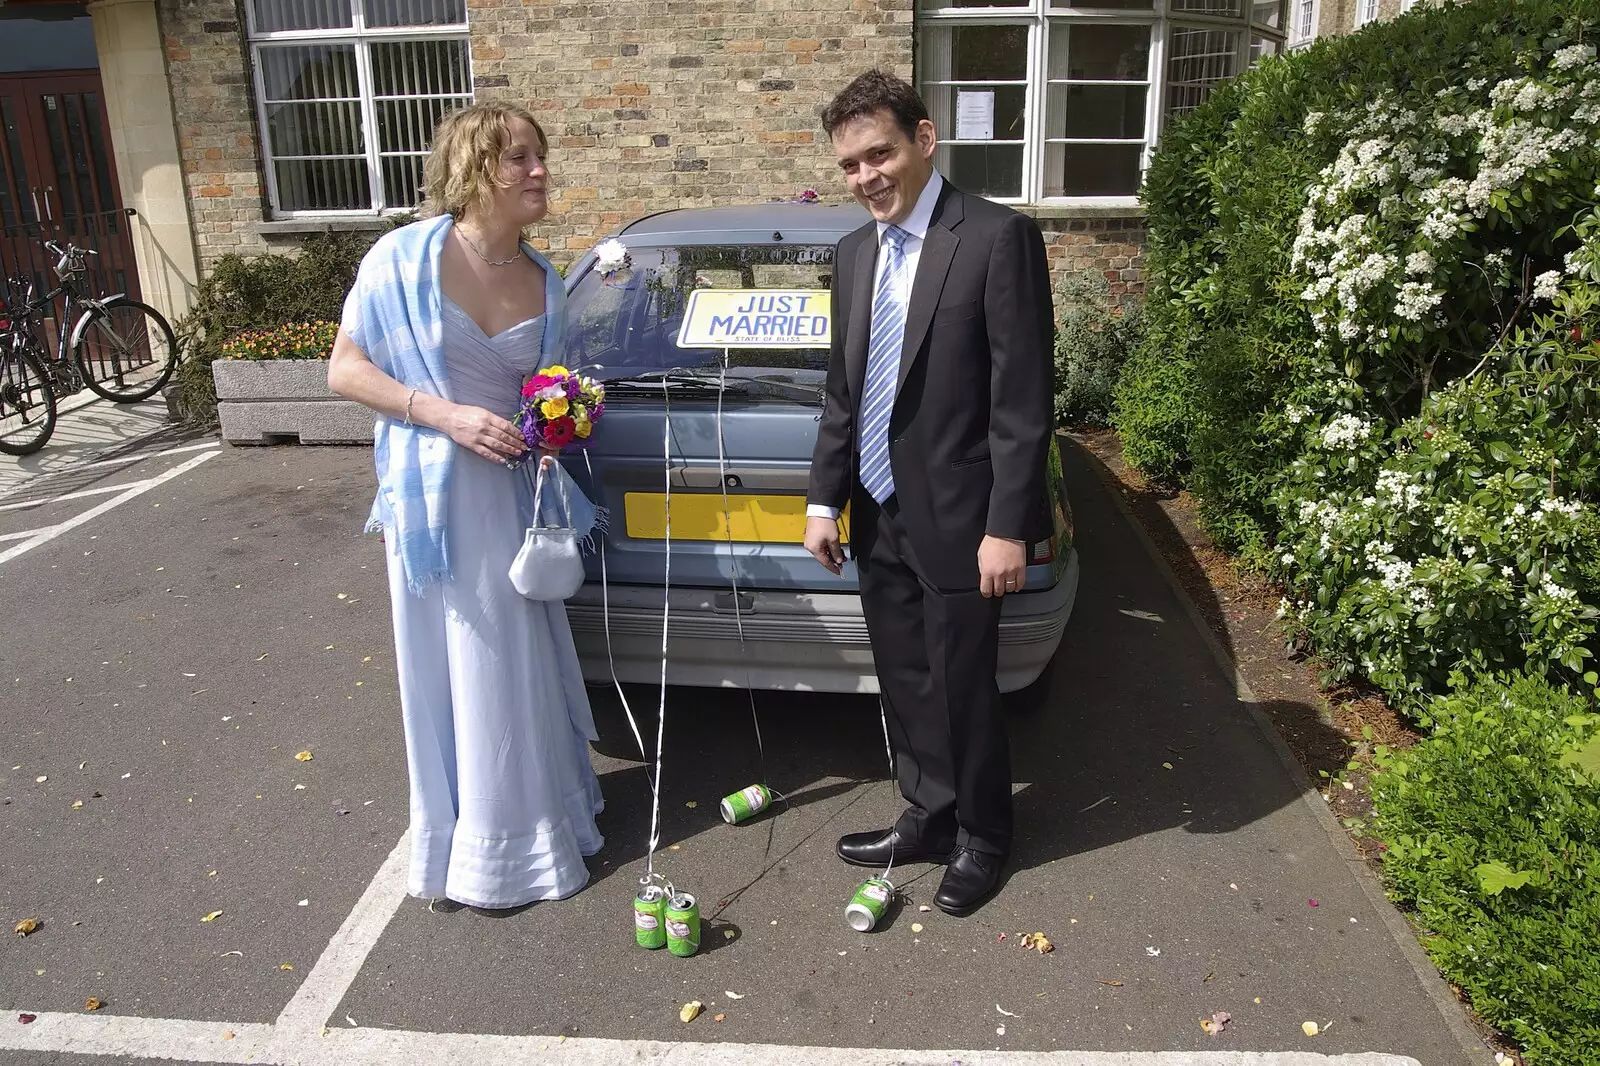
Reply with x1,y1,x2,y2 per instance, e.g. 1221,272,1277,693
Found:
807,170,945,522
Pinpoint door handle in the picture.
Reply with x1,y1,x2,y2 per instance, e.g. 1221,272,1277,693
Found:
30,187,41,222
42,187,53,221
713,591,754,614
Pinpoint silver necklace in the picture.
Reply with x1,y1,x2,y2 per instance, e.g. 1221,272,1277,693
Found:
457,228,520,267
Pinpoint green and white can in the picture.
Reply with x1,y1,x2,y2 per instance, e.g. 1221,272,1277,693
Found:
845,878,894,932
634,884,668,949
665,891,700,957
719,783,773,824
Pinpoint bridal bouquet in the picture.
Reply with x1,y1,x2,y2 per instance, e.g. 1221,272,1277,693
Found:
517,364,606,452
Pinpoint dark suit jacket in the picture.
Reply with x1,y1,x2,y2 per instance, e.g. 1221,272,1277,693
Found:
808,180,1055,591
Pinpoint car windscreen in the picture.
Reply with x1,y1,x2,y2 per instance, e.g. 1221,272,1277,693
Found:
564,243,835,391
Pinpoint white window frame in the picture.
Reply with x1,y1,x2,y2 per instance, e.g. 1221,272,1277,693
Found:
917,0,1284,207
1354,0,1379,27
1289,0,1318,46
246,0,473,218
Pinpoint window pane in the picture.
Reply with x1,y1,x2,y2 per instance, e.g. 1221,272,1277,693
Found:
249,0,353,33
1252,0,1284,28
1166,26,1240,115
1048,0,1152,9
924,84,1027,141
1047,23,1150,80
918,23,1028,82
1168,0,1242,14
381,154,425,208
274,158,369,211
377,97,457,154
1250,34,1282,66
258,44,359,102
364,0,466,25
267,101,365,156
371,39,469,96
918,0,1027,10
1044,143,1142,196
935,143,1023,198
1046,84,1146,138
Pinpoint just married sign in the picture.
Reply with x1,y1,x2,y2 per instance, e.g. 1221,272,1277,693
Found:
676,290,832,348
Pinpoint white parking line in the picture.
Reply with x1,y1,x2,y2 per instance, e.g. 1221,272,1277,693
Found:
65,440,221,475
0,449,218,565
0,478,155,513
0,526,52,543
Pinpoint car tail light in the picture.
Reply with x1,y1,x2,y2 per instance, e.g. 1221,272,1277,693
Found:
1031,538,1055,564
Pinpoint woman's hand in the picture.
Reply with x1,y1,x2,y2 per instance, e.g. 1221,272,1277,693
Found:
444,404,527,462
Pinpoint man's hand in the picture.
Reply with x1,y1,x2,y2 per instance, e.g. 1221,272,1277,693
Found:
805,516,845,575
978,535,1026,598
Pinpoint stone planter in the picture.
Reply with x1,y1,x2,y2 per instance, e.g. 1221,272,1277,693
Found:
213,359,374,445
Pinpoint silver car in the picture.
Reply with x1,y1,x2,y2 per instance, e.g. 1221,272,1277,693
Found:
558,202,1078,699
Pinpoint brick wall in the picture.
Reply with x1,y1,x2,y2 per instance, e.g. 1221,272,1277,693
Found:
154,0,1147,298
160,0,266,270
1039,216,1147,307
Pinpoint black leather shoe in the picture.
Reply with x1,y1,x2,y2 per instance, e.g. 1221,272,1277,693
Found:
934,846,1005,916
836,828,955,868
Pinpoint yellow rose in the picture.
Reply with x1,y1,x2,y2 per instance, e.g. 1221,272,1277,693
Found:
542,364,570,377
574,417,592,439
540,397,569,419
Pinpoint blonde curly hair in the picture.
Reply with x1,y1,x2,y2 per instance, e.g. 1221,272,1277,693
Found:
420,101,549,220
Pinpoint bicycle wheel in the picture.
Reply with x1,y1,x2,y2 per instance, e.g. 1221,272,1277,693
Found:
73,297,178,403
0,344,57,455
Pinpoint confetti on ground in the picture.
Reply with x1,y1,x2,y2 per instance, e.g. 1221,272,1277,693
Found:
713,1014,726,1023
1146,947,1161,957
220,951,243,958
1200,1011,1232,1037
918,905,932,912
223,1031,236,1040
201,911,223,923
996,1005,1019,1018
35,776,46,783
71,800,84,810
1302,1021,1321,1037
18,1014,36,1024
911,923,923,933
281,964,294,971
1096,979,1124,987
84,998,103,1012
298,899,309,907
14,919,39,936
1309,899,1319,907
295,751,313,762
685,801,697,808
996,1025,1006,1036
1019,932,1053,954
724,991,744,1000
679,1001,703,1024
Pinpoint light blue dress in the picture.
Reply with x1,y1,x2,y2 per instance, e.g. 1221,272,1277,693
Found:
382,294,604,909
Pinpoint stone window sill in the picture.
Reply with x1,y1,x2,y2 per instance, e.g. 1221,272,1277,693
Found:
1018,203,1147,221
254,217,396,236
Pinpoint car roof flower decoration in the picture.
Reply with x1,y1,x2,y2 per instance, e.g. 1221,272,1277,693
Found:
593,237,631,285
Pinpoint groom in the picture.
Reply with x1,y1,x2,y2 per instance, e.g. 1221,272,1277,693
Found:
803,70,1054,916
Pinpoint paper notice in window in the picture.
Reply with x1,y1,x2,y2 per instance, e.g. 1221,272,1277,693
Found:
955,90,995,141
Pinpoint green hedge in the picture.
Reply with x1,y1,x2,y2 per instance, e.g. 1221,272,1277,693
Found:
1372,671,1600,1065
1053,270,1144,429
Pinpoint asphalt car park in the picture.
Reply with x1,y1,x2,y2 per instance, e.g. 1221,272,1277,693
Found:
0,435,1486,1065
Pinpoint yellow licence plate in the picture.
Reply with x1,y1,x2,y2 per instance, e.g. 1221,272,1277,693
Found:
624,493,850,544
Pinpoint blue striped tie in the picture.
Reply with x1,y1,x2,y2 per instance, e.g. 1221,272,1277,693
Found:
858,224,908,504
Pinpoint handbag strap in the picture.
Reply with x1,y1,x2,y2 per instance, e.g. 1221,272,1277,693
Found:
531,458,573,530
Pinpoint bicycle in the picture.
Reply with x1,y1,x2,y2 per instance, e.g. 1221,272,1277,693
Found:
0,239,178,456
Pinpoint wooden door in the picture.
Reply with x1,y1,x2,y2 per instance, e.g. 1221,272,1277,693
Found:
0,71,138,343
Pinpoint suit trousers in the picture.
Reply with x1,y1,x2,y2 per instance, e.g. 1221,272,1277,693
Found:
856,492,1012,857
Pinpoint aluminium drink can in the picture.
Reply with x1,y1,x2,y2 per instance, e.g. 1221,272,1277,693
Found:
844,878,894,932
665,892,701,957
719,783,773,824
634,884,668,949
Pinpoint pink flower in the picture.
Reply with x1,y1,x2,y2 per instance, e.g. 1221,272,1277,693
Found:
522,374,556,399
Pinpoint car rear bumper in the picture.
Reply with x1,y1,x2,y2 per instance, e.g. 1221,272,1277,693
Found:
566,548,1079,694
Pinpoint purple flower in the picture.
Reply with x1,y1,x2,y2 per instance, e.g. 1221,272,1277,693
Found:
566,377,582,400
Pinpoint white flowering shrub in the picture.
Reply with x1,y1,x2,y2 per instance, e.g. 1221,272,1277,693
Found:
1269,44,1600,706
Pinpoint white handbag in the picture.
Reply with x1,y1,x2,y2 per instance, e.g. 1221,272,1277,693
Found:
508,460,587,601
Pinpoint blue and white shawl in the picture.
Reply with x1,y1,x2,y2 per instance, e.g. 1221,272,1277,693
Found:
340,213,597,594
